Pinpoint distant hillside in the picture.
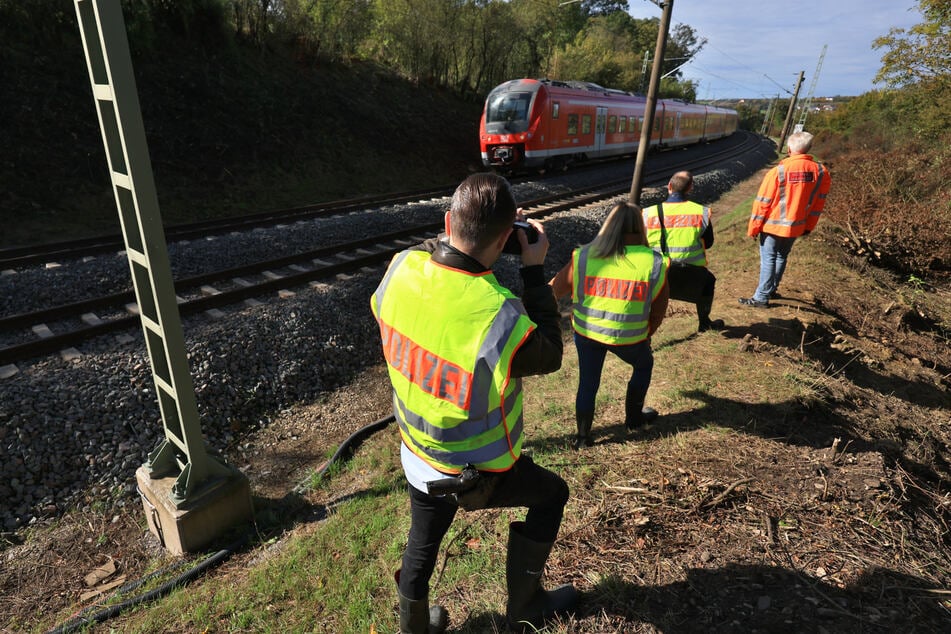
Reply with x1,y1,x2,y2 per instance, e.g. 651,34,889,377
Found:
0,31,484,247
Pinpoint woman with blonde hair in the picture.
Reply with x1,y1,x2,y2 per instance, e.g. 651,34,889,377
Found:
550,201,669,448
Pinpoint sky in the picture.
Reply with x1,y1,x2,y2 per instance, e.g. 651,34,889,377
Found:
624,0,924,100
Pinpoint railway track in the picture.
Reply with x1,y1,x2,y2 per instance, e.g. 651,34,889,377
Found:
0,132,768,368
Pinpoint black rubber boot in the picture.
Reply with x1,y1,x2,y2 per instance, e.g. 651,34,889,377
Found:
395,570,448,634
697,297,725,332
505,521,578,632
574,411,594,450
625,385,658,432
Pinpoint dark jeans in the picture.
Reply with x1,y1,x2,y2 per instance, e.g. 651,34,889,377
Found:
667,263,717,323
398,454,569,600
666,263,716,304
574,331,653,416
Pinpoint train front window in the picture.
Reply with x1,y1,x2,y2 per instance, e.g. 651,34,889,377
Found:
486,91,532,132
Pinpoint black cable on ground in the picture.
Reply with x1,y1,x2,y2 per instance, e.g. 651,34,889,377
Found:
46,415,394,633
296,414,394,491
47,534,248,634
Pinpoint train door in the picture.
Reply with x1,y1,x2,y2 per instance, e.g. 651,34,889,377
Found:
594,107,607,156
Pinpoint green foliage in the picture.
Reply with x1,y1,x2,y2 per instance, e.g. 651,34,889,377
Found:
819,82,951,147
1,0,700,100
873,0,951,88
548,12,701,97
659,76,697,102
734,102,762,132
552,14,643,91
278,0,373,62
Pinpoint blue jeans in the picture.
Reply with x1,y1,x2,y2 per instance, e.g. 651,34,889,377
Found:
574,332,653,416
754,233,797,302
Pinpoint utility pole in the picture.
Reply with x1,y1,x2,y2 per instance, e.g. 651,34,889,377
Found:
630,0,674,205
760,94,778,136
778,71,804,153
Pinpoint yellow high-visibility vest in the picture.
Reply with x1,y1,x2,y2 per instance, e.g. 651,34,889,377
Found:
571,245,667,345
643,200,709,266
371,250,535,474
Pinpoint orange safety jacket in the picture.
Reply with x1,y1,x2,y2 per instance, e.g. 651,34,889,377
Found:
748,154,831,238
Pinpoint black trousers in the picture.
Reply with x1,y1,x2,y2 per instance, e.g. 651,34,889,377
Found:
667,264,717,324
398,454,569,600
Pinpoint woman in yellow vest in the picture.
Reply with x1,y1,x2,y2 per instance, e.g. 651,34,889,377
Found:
550,201,669,449
372,173,576,633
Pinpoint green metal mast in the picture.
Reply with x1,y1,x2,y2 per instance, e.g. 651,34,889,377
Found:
74,0,235,506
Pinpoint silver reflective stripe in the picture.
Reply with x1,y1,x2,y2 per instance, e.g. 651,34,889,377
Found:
777,164,788,220
573,246,590,302
805,164,826,210
574,305,647,323
396,399,524,465
468,297,528,417
573,314,648,340
393,378,521,443
373,250,413,312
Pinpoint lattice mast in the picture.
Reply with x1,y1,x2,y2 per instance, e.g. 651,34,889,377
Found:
796,44,828,131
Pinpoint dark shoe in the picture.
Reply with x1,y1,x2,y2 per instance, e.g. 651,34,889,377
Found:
505,522,578,633
738,297,769,308
769,291,782,299
573,412,594,450
625,406,658,431
698,318,725,332
625,385,657,431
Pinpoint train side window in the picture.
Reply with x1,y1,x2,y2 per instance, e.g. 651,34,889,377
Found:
619,116,627,133
568,114,579,135
581,114,591,135
608,115,617,134
552,102,560,119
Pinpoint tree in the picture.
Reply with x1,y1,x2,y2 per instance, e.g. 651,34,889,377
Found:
873,0,950,88
551,14,641,90
868,0,950,143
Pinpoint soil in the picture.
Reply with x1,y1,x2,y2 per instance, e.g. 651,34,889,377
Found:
2,172,949,633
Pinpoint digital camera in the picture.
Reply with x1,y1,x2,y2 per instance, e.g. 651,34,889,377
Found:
502,220,539,254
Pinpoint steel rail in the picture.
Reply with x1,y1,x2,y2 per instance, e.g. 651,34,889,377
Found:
0,134,768,365
0,133,755,269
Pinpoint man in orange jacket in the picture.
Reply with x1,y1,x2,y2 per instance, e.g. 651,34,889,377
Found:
739,131,831,307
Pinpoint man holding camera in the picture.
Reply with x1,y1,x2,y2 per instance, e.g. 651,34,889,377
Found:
371,173,576,633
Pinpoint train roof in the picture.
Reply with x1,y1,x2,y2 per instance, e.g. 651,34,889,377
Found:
487,78,737,114
539,78,638,97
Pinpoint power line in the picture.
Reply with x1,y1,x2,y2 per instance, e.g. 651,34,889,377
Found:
699,41,794,96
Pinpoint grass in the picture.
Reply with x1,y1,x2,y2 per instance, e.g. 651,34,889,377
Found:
21,172,951,632
75,213,830,632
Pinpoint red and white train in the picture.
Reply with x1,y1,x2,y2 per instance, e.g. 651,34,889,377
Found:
479,78,738,171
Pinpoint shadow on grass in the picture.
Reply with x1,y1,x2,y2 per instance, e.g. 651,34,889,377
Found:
450,563,949,633
721,296,949,409
568,562,951,633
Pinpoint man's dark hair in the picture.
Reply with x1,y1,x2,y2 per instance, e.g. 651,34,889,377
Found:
668,171,693,195
449,173,517,251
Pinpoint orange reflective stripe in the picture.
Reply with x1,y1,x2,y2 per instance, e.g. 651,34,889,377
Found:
379,320,472,409
583,276,648,302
